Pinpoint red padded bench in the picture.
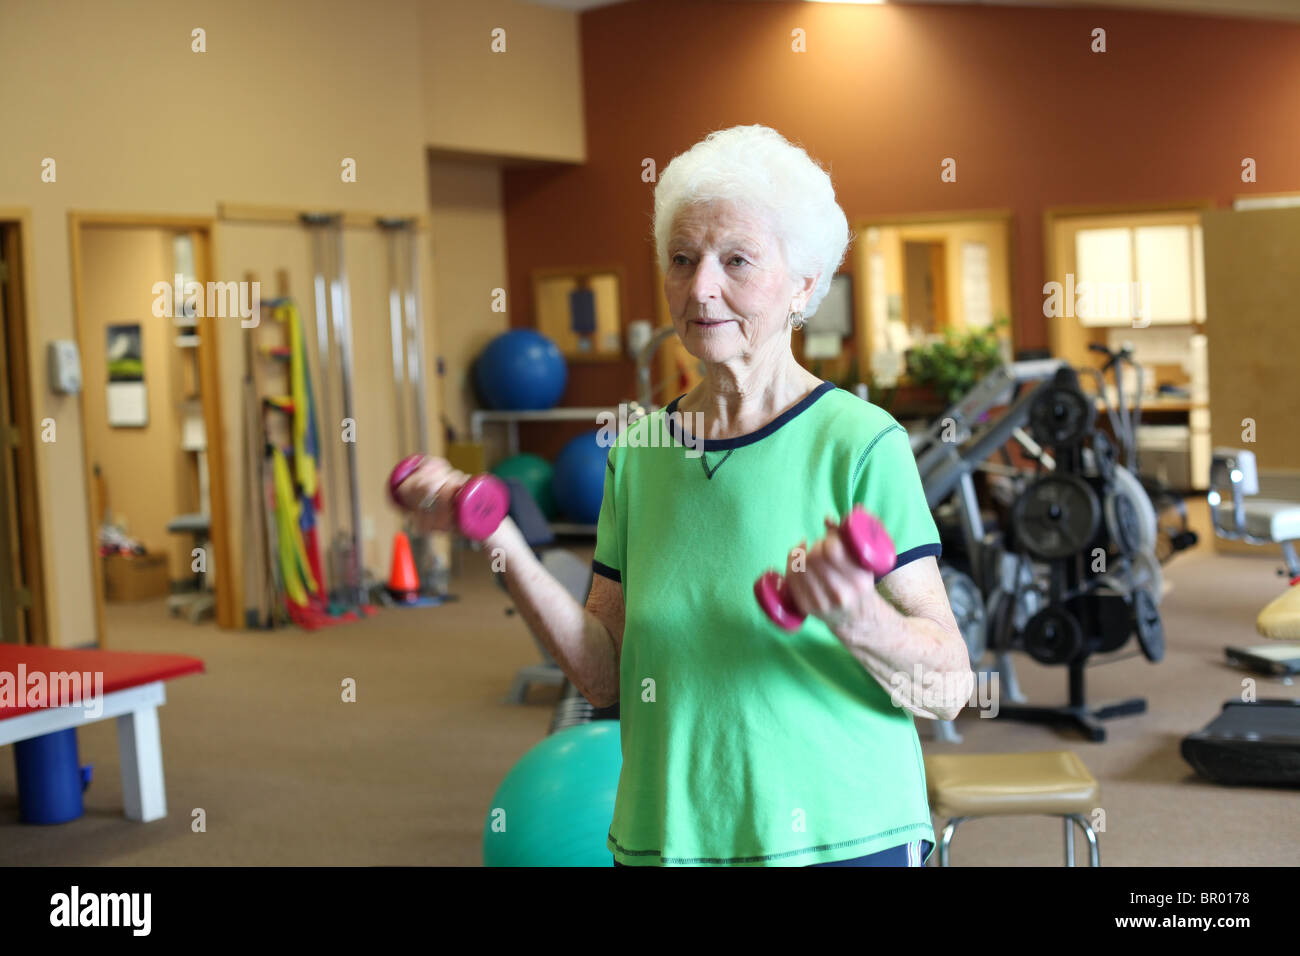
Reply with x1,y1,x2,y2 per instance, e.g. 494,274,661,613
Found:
0,646,204,822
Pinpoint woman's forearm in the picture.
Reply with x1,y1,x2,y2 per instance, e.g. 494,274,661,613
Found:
483,518,620,707
830,596,972,721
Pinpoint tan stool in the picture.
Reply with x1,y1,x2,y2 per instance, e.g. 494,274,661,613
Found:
925,750,1101,866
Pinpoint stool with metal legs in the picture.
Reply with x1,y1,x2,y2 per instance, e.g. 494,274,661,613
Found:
926,750,1101,866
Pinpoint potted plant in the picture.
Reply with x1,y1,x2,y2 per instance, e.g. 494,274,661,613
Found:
905,317,1010,405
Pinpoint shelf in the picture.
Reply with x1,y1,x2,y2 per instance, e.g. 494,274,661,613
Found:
471,407,618,426
470,406,622,457
549,522,597,536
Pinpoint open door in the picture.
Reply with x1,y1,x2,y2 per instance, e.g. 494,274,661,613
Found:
1202,207,1300,476
1202,205,1300,556
69,214,235,642
0,220,47,645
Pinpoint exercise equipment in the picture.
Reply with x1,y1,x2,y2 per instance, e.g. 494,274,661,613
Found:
1207,447,1300,640
754,508,896,632
1022,605,1085,666
912,358,1066,740
388,455,510,542
305,214,365,610
997,366,1154,740
378,218,443,599
12,729,92,825
1132,590,1164,662
1,644,204,823
492,453,557,520
1181,699,1300,787
1011,472,1101,560
473,329,567,411
551,431,609,525
940,564,987,662
386,531,420,602
1224,643,1300,677
1028,382,1096,448
914,355,1180,742
482,720,622,867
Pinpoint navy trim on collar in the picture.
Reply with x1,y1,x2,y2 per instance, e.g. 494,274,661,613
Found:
663,381,837,451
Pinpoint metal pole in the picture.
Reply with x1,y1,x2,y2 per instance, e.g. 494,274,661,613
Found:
330,222,364,608
383,228,408,452
304,216,342,597
403,226,430,454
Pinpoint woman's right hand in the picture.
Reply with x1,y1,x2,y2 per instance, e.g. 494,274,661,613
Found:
392,456,470,536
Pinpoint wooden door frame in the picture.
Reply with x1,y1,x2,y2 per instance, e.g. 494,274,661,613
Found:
68,211,238,638
1041,198,1216,360
849,208,1018,378
0,210,49,645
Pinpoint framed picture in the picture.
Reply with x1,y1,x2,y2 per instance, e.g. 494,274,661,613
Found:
106,323,148,427
532,266,625,359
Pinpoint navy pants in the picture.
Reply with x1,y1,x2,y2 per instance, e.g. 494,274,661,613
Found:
614,840,933,867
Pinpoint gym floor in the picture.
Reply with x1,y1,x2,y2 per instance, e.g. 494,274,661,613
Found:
1,505,1295,866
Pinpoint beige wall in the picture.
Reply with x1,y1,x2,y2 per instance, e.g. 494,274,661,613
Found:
0,0,585,645
80,226,195,581
427,161,511,445
420,0,586,164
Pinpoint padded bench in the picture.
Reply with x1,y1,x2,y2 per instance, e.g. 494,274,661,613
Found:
925,750,1102,866
0,645,204,822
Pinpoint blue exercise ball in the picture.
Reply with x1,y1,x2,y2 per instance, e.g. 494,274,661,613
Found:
552,430,610,525
473,330,567,411
483,721,622,867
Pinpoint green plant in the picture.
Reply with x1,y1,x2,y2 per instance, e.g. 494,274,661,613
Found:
906,317,1009,404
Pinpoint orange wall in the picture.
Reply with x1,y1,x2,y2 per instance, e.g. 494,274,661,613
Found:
503,1,1300,407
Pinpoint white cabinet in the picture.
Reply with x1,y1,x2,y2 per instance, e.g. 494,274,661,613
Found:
1074,223,1205,326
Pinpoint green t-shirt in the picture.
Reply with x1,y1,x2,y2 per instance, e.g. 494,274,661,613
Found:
593,381,942,866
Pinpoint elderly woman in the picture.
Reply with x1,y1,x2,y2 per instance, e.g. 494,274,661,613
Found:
398,125,971,867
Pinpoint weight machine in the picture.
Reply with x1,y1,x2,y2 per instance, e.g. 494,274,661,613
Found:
912,359,1061,740
914,352,1182,742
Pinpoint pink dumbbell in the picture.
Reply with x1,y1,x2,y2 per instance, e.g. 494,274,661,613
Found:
754,507,897,632
388,454,510,542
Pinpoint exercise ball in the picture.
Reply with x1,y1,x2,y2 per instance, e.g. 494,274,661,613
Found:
483,721,622,867
552,431,610,525
473,330,567,411
491,453,557,519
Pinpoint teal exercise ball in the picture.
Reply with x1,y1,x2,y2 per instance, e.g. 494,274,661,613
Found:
483,721,622,867
491,453,557,520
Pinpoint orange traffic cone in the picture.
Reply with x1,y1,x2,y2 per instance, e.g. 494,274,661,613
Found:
387,531,421,602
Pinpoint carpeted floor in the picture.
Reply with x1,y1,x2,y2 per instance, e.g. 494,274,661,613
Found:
2,520,1297,866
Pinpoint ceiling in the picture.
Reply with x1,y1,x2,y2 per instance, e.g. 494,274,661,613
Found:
523,0,1300,24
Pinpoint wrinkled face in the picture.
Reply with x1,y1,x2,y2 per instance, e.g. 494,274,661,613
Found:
663,200,803,365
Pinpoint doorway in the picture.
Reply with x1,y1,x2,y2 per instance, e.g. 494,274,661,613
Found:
0,217,47,644
69,214,235,642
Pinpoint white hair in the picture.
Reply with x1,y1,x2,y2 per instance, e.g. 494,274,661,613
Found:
652,124,851,317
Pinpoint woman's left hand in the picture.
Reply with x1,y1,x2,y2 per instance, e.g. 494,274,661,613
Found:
783,516,882,631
